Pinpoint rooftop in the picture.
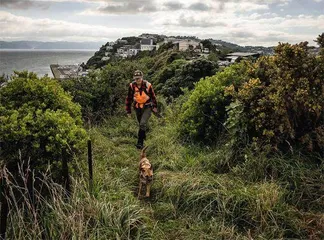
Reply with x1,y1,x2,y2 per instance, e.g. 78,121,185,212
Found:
227,52,260,57
50,64,86,79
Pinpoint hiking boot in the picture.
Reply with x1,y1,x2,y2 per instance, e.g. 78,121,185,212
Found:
136,129,145,149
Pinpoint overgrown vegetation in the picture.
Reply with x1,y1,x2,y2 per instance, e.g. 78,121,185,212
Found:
179,40,324,155
0,71,87,177
1,34,323,239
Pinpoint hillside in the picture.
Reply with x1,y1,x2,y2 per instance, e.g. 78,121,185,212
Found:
85,34,275,68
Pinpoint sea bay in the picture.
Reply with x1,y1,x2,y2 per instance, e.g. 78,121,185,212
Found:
0,49,96,77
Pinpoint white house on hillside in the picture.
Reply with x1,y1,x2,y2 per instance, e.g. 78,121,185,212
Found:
140,38,156,51
178,39,201,51
128,48,140,56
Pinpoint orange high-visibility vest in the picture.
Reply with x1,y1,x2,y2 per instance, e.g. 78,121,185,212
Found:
131,81,152,108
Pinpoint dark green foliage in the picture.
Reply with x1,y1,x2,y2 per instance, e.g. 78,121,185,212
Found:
121,36,141,45
157,42,177,54
151,58,218,99
314,32,324,48
160,59,218,98
0,71,87,172
200,39,218,53
86,54,106,68
153,59,187,92
61,61,147,122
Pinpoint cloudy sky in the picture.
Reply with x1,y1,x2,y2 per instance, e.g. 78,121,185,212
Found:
0,0,323,46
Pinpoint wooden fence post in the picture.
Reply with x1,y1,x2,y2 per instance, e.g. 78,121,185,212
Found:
87,140,93,192
62,149,70,195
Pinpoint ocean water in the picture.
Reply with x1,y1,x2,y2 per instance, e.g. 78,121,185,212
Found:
0,49,96,77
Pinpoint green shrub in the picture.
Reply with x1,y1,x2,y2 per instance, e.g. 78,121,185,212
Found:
0,71,87,173
160,59,218,99
179,63,249,143
226,41,324,153
153,59,187,92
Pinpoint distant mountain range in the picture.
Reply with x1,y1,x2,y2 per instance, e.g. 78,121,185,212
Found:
208,39,275,54
0,41,105,49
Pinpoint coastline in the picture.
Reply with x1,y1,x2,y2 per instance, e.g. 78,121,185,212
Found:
0,49,95,77
0,49,97,52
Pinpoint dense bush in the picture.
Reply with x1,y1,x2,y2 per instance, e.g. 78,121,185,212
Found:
61,61,147,122
179,63,249,143
153,59,187,91
160,59,218,98
226,41,324,153
179,39,324,154
0,71,87,172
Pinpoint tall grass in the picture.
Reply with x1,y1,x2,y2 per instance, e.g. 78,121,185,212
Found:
1,110,323,239
1,161,150,240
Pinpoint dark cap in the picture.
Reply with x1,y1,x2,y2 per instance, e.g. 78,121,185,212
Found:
133,70,143,78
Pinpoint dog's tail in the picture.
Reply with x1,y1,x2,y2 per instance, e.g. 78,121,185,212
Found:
141,146,148,159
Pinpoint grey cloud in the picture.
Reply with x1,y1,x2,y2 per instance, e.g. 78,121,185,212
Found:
164,1,184,11
98,0,158,14
1,0,49,9
165,15,227,28
230,31,256,38
188,3,210,11
1,0,35,9
98,0,225,14
231,31,256,38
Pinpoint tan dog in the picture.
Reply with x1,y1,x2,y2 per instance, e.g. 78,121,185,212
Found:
138,146,153,198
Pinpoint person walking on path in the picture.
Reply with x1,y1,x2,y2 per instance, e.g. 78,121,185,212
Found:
126,70,158,149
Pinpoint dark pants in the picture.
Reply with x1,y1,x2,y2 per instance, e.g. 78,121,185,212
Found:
135,107,152,131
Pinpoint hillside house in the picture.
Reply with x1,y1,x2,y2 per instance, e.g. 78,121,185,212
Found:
128,48,140,56
178,39,201,51
226,52,261,63
50,64,88,79
140,38,156,51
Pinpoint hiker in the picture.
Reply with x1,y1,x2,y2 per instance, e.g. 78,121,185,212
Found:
126,70,158,149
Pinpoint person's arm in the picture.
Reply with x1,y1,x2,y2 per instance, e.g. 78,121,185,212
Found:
149,85,158,111
125,84,133,114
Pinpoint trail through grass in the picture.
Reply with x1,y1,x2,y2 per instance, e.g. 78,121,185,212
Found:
4,111,323,239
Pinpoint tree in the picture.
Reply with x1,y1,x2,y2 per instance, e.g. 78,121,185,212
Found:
314,33,324,48
201,39,218,52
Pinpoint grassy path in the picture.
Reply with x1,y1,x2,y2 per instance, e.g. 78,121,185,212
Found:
87,115,310,240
